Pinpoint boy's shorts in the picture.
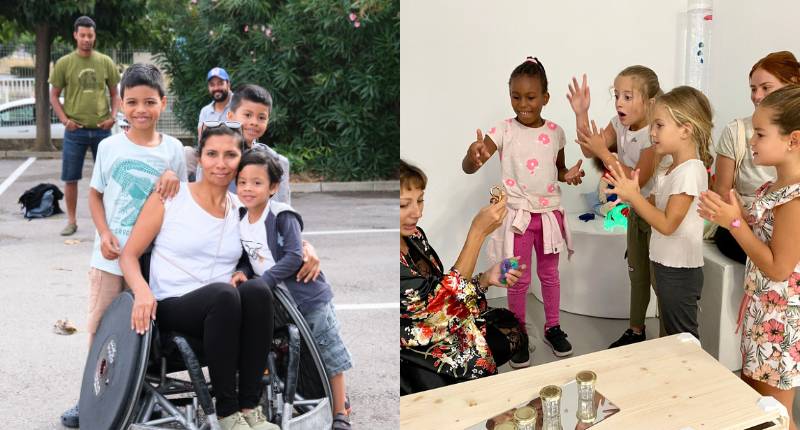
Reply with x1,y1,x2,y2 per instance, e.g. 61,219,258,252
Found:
302,302,353,377
87,268,127,335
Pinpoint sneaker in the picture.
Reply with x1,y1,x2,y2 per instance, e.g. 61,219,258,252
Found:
61,404,79,428
242,406,279,430
333,412,352,430
509,334,531,368
60,223,78,236
544,325,573,357
608,328,646,349
219,412,251,430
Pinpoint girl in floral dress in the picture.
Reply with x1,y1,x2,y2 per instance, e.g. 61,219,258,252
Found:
699,85,800,429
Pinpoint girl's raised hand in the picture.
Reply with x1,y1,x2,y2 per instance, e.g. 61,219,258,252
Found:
603,162,640,203
576,120,607,157
469,129,491,167
567,74,591,114
564,159,585,186
698,189,744,229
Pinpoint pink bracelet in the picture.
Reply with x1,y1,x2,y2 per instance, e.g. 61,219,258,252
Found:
731,219,742,228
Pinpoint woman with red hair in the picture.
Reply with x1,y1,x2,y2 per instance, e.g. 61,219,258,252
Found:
712,51,800,262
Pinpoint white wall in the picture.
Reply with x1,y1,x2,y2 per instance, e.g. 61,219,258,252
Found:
400,0,800,288
710,1,800,136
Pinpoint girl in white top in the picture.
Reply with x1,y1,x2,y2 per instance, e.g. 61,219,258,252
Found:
120,125,279,429
568,66,664,348
604,86,712,340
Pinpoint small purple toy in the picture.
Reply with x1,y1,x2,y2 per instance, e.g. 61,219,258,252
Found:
500,257,519,284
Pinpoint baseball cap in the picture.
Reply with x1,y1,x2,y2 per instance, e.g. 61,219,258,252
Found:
207,67,230,82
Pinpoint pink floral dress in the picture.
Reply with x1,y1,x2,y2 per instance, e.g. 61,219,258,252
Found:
740,182,800,389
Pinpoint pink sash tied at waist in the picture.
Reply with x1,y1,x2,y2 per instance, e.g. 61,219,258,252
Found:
488,206,574,265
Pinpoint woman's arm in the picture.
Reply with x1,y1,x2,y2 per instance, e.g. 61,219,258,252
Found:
451,195,507,278
119,192,165,334
713,155,736,203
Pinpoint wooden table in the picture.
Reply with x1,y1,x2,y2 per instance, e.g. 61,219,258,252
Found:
400,335,786,429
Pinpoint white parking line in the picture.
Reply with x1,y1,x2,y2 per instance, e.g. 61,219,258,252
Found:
303,228,398,236
0,157,36,197
335,302,399,310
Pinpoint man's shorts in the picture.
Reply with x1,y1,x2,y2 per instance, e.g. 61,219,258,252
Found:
61,128,111,182
302,301,353,377
87,268,127,336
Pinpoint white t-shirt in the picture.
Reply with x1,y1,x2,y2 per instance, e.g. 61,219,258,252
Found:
149,183,242,300
714,116,776,208
649,159,708,268
89,132,187,275
239,202,276,276
609,116,659,197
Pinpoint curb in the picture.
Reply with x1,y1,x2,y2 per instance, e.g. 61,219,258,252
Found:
1,150,399,193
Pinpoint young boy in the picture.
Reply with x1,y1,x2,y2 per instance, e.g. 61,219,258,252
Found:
233,151,352,429
60,63,186,428
196,84,290,204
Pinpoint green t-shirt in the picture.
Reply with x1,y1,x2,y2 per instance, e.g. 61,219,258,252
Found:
49,51,119,128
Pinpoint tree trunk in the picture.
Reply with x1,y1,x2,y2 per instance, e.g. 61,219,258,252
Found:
33,22,54,152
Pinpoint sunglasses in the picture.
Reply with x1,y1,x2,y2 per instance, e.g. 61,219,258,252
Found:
203,120,242,131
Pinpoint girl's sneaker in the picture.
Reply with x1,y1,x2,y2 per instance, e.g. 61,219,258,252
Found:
608,328,645,348
509,333,532,368
544,325,573,357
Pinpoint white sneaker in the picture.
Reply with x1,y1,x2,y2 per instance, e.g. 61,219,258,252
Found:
243,406,279,430
219,412,251,430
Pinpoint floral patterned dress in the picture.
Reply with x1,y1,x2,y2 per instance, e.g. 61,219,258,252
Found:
401,227,522,385
740,182,800,389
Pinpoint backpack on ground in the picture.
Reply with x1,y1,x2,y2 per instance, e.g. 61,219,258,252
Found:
18,183,64,219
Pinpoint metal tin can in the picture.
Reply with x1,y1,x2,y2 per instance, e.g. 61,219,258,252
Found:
540,385,563,430
576,370,597,424
495,421,518,430
512,405,536,430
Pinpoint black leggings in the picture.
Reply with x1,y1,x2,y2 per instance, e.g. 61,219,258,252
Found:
156,280,274,417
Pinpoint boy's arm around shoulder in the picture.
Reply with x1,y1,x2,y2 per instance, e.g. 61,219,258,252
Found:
260,212,304,288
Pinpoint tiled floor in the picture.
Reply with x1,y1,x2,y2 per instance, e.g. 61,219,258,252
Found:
490,294,800,424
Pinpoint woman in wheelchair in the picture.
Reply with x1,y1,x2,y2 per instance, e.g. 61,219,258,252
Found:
120,123,278,430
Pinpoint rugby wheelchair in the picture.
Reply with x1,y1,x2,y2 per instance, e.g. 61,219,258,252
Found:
78,254,333,429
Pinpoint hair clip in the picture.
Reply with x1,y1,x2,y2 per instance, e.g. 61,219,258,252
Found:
525,56,539,64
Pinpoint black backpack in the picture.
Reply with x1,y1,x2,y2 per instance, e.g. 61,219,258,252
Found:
18,183,64,219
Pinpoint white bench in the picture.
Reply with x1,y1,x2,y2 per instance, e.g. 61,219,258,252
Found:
698,241,746,371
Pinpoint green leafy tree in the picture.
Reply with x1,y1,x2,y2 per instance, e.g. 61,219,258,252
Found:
149,0,399,180
0,0,146,150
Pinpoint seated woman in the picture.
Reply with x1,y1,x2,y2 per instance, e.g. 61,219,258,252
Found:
400,160,528,395
119,124,278,430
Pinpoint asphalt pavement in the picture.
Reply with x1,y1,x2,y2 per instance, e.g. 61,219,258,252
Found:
0,158,398,429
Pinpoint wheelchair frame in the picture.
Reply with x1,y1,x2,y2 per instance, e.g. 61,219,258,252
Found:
80,286,333,430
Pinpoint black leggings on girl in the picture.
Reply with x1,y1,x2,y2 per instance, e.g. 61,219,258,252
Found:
156,279,274,417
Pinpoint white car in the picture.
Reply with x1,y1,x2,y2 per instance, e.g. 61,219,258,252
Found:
0,97,125,139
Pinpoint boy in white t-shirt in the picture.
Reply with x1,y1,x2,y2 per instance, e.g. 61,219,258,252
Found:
61,63,187,427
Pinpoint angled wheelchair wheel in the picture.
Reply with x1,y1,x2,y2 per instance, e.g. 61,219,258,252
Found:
79,290,152,430
266,285,333,428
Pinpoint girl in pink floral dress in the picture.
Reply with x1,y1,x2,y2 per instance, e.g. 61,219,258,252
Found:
462,57,585,360
699,85,800,429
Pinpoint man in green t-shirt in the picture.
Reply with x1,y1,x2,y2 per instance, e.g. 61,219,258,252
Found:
49,15,120,237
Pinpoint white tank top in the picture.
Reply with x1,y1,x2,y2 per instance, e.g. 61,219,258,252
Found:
149,183,242,300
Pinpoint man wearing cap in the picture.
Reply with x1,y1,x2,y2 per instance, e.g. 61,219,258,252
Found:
49,15,120,237
185,67,233,179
